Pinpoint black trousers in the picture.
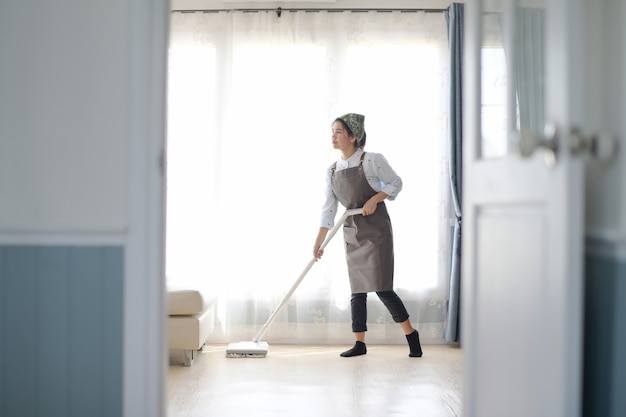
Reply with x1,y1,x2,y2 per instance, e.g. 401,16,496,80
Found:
350,290,410,333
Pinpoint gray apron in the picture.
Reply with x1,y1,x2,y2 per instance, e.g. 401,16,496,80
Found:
331,152,394,293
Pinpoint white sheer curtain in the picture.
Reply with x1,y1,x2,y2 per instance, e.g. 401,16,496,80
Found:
167,10,451,344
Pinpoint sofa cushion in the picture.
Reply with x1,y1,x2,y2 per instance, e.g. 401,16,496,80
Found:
167,308,214,350
167,284,211,315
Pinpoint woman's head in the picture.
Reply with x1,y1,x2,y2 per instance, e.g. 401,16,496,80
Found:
334,113,366,149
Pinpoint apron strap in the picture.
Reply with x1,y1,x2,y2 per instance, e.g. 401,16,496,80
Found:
331,151,366,178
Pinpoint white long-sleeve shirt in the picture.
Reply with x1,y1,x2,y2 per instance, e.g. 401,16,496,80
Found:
320,148,402,228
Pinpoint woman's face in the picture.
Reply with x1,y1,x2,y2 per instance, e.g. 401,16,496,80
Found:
331,121,355,151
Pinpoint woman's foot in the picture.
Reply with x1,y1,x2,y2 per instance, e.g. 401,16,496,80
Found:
406,329,423,357
340,341,367,357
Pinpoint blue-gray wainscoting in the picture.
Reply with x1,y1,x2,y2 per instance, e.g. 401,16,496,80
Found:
0,246,123,417
584,249,626,417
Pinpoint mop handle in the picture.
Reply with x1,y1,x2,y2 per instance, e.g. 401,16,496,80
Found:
252,208,363,343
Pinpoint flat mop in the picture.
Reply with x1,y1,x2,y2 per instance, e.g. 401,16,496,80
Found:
226,208,363,358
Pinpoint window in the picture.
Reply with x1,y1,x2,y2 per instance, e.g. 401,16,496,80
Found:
167,10,452,343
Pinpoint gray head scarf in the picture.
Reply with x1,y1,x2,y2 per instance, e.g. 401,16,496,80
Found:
338,113,365,144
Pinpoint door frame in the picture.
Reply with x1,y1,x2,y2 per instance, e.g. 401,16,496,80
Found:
124,1,169,416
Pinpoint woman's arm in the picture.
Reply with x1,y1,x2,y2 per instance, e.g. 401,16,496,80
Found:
320,165,339,229
313,227,329,259
365,153,402,200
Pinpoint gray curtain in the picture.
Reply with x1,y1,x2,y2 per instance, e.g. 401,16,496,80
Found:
444,3,463,344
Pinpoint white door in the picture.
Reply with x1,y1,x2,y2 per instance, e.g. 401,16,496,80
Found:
463,0,586,416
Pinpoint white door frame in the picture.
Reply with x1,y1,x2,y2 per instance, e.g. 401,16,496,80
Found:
124,1,169,416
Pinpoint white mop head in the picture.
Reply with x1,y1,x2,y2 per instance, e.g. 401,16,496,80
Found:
225,341,269,358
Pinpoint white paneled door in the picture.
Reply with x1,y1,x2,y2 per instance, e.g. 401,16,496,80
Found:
463,0,586,416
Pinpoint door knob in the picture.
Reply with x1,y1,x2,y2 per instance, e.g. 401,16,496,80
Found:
512,123,558,167
513,123,618,166
570,128,618,160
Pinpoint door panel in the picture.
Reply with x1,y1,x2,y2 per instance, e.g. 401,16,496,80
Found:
474,206,545,415
463,0,585,416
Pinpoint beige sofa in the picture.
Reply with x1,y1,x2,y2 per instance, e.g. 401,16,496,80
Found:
167,283,214,366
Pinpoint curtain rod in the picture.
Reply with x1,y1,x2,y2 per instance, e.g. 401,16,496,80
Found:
172,8,447,16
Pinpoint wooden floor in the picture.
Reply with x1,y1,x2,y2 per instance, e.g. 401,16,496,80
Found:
167,343,462,417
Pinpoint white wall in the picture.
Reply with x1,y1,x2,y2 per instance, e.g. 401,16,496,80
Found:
0,3,128,232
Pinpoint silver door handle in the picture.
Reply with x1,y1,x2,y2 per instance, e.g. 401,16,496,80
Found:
570,128,619,160
513,123,618,167
512,123,558,167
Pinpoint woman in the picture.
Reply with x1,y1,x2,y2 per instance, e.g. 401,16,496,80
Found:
313,113,422,358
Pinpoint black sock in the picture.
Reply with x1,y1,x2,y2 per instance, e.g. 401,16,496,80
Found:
340,341,367,357
406,330,423,357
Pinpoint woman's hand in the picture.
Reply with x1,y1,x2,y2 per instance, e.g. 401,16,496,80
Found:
362,200,378,216
313,246,324,260
363,192,388,216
